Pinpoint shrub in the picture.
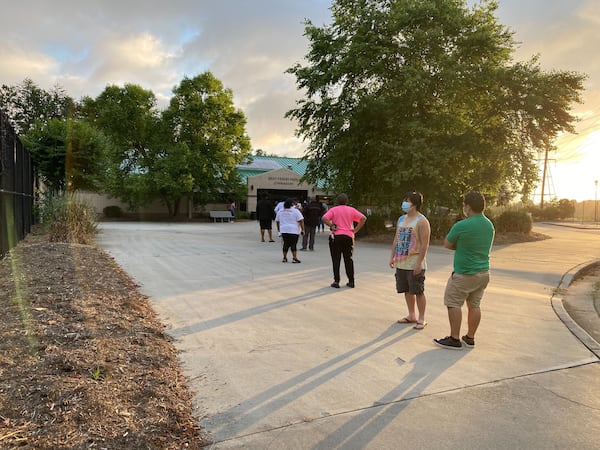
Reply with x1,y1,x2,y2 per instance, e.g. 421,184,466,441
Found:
39,194,98,244
493,210,532,233
103,205,122,218
363,213,391,234
528,198,576,221
429,213,459,240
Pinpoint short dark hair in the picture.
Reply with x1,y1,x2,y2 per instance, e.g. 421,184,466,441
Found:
336,193,349,205
403,191,423,211
463,191,485,213
284,198,294,209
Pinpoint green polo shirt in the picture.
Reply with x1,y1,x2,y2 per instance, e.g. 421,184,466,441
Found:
446,213,495,274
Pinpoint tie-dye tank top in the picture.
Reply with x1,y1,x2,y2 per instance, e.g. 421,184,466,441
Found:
392,213,427,270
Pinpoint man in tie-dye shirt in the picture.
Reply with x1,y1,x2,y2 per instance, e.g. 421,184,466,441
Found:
389,192,431,330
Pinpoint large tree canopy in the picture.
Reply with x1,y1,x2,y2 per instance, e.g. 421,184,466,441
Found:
162,71,252,205
286,0,586,208
80,84,164,209
81,74,251,215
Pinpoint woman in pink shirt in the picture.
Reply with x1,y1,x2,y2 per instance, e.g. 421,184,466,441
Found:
321,193,367,288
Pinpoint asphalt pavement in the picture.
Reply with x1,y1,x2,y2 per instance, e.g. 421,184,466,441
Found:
96,221,600,449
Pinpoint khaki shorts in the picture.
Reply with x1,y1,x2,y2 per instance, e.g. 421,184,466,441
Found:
444,271,490,308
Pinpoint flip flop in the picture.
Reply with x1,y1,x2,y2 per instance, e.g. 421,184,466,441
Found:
397,317,417,324
413,321,428,330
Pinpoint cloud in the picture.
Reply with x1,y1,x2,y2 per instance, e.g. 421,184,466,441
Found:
0,1,330,155
172,2,326,155
1,0,597,164
84,32,180,95
0,46,59,85
498,0,600,181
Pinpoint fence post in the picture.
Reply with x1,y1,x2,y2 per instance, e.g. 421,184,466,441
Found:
0,109,34,257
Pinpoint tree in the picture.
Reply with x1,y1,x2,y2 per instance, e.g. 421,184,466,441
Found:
162,72,252,206
80,83,159,175
145,142,195,216
286,0,585,209
0,79,74,134
528,198,576,220
20,118,109,192
82,76,251,216
80,84,167,210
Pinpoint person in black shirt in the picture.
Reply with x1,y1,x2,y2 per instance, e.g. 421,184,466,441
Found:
300,198,324,250
256,194,276,242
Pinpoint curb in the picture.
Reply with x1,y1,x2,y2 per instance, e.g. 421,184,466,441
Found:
551,259,600,359
542,221,600,230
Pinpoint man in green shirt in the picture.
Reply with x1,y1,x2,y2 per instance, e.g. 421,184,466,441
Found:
434,191,495,350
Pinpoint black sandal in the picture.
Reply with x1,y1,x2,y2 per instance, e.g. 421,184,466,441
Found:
282,257,288,263
292,258,301,263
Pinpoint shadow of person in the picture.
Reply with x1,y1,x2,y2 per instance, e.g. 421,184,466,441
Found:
313,348,467,449
208,323,412,441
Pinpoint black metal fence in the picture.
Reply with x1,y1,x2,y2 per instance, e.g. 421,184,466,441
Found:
1,109,34,257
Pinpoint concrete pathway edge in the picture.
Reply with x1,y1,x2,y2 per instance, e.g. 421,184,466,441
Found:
552,258,600,358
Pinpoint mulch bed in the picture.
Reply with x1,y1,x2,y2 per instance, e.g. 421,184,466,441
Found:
0,232,209,449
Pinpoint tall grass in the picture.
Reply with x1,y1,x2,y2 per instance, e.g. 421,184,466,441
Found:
38,193,98,244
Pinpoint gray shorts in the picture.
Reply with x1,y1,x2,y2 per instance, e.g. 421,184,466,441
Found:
395,269,425,295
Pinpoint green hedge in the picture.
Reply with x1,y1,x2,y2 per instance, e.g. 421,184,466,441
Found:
429,214,459,240
103,205,123,218
491,210,532,233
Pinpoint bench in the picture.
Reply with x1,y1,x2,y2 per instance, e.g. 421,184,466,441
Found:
209,211,233,222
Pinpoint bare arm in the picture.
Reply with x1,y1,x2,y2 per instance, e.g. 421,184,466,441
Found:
353,215,367,235
443,238,456,250
389,223,400,268
413,218,431,274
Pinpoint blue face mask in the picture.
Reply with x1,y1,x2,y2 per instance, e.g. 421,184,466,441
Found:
401,201,412,213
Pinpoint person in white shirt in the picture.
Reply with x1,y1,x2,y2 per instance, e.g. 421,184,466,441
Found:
275,199,305,263
274,200,285,215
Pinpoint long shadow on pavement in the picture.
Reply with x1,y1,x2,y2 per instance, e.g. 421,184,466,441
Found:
313,348,466,449
169,286,332,338
208,324,416,441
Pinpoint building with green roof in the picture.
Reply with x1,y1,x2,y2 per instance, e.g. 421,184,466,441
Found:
237,156,331,214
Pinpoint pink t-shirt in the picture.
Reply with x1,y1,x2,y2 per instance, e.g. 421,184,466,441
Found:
322,205,365,238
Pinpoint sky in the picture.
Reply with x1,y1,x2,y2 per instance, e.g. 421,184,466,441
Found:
1,0,599,201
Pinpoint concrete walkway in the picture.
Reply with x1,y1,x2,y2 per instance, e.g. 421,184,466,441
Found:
97,222,600,449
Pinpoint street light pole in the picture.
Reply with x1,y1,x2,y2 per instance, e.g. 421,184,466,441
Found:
595,180,598,223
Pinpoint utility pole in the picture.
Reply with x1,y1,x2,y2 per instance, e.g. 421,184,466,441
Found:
595,180,598,223
540,146,549,208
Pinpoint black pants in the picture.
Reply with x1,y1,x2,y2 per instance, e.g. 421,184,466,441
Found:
282,233,299,253
329,234,354,283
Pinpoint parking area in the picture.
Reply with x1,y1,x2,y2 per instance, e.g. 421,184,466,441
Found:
97,221,600,449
